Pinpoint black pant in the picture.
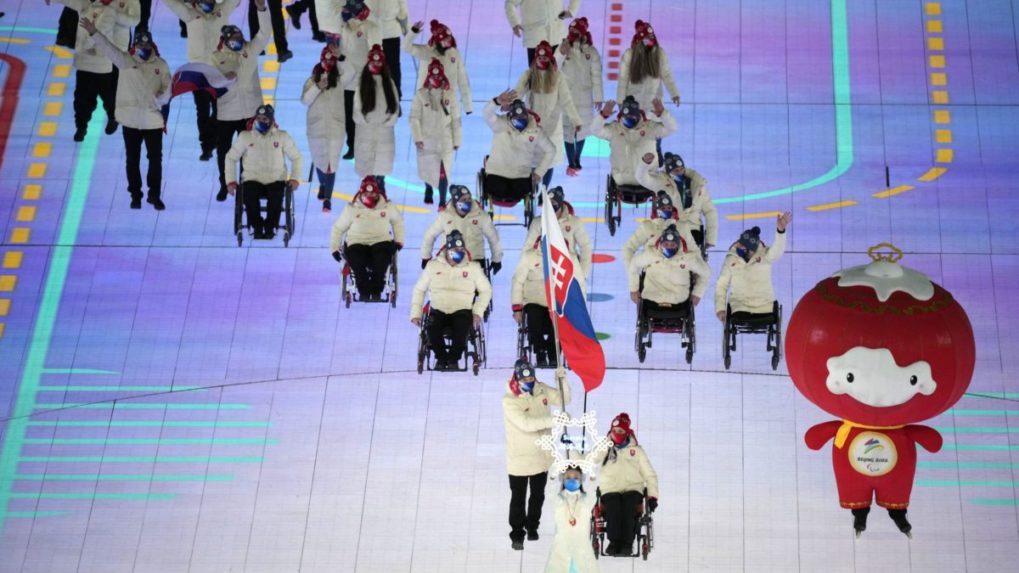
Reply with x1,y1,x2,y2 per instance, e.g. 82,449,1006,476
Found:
216,118,250,194
524,303,554,356
344,90,356,151
345,241,395,297
138,0,152,30
601,490,644,549
643,298,691,319
193,90,218,153
241,181,284,233
248,0,289,54
74,69,117,131
484,173,532,204
564,138,586,169
427,309,472,362
526,44,558,66
122,127,163,199
508,472,548,542
382,36,402,98
57,8,77,48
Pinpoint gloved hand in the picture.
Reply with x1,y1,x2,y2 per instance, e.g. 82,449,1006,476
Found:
647,497,658,512
421,258,430,270
490,261,502,275
332,250,342,262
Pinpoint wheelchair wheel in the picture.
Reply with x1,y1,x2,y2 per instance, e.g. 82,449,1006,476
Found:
236,231,243,247
283,185,295,248
234,188,244,247
604,176,616,236
685,313,695,365
722,320,732,370
642,541,649,561
523,192,534,229
283,231,290,247
638,342,647,363
389,254,398,308
772,304,783,370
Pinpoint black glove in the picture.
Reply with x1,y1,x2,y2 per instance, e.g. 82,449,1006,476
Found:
490,261,502,275
647,497,658,512
396,242,403,251
421,258,429,270
332,250,342,263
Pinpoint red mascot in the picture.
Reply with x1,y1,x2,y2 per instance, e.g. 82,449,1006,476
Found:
785,244,975,537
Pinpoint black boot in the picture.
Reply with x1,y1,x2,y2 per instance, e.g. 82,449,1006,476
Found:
287,0,306,30
887,509,912,538
851,507,870,537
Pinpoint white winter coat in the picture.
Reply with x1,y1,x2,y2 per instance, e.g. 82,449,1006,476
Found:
511,246,547,309
340,17,382,85
599,441,659,498
545,489,599,573
368,0,408,39
620,215,697,271
714,229,787,314
559,43,602,139
420,202,502,263
302,62,357,172
353,75,400,177
524,208,592,279
617,47,681,112
590,111,676,186
90,33,171,130
410,255,493,319
514,70,582,169
213,9,271,121
482,101,556,179
410,87,462,187
57,0,127,74
402,30,473,113
504,0,581,49
165,0,239,65
502,376,570,476
629,247,711,305
635,162,719,246
224,126,303,186
330,198,406,250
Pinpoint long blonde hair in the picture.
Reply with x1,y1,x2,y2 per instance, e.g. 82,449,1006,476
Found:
628,44,661,84
526,67,559,95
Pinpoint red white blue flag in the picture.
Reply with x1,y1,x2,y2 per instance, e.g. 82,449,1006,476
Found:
159,63,236,132
540,189,606,392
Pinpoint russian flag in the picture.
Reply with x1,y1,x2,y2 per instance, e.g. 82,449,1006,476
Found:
159,63,236,131
540,188,606,392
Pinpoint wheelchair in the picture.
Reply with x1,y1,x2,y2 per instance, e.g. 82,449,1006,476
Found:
515,308,558,368
477,161,537,229
233,181,296,247
722,301,783,371
590,487,654,561
340,249,398,309
634,274,696,365
416,303,487,376
604,174,655,237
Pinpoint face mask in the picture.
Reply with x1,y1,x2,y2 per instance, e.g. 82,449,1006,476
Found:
440,37,453,49
621,115,638,129
357,7,370,21
610,432,628,445
448,249,466,264
227,39,244,52
456,201,471,215
642,35,658,48
360,193,379,208
428,75,444,89
736,246,751,262
197,1,215,13
658,208,672,220
135,47,152,61
662,247,678,259
520,380,534,393
254,120,271,134
552,201,563,215
511,117,528,131
368,62,384,75
563,478,581,492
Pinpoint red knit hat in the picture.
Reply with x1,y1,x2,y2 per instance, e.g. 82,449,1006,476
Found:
367,44,386,73
426,58,450,90
567,17,592,45
633,20,657,46
533,41,557,70
609,412,638,443
428,19,456,49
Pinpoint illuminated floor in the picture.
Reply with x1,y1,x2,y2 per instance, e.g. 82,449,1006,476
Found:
1,0,1018,571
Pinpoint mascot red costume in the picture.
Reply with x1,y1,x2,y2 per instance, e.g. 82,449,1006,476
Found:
785,244,975,537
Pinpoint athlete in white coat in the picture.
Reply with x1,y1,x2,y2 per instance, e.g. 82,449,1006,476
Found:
628,224,711,309
503,359,571,549
420,185,502,272
621,191,697,271
410,231,493,370
513,41,583,189
403,20,473,114
618,20,681,163
365,0,408,97
524,187,593,280
339,0,382,159
714,213,791,322
511,238,576,368
302,45,356,213
83,21,170,210
545,464,599,572
482,95,556,204
212,0,272,202
591,97,675,187
558,17,602,175
410,60,462,206
331,176,406,300
636,152,719,254
599,413,659,556
354,44,400,189
505,0,580,64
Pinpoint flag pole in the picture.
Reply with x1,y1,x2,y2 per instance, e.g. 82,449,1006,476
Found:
542,185,567,413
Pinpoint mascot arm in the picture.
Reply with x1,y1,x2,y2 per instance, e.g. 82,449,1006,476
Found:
905,424,943,453
804,421,843,450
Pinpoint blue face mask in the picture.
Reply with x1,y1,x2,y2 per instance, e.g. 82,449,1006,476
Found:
511,117,528,131
658,208,672,220
662,247,678,259
622,115,638,129
198,1,216,13
456,201,471,215
448,249,465,264
227,39,244,52
254,120,271,134
520,380,534,393
135,47,152,61
563,478,581,492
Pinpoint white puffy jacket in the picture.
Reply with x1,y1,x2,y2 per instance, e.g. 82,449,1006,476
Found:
213,8,271,121
617,47,681,111
340,17,382,84
410,87,462,187
57,0,119,74
590,110,676,186
545,490,598,573
714,229,787,314
367,0,408,39
482,101,556,179
524,208,592,279
420,202,501,263
629,247,711,304
410,255,492,319
512,245,548,309
621,215,697,271
502,375,570,476
224,126,303,186
165,0,239,65
560,43,602,139
330,198,405,250
402,30,473,113
514,70,582,168
599,441,659,498
504,0,581,49
635,162,719,246
353,75,400,177
302,62,357,172
90,33,171,131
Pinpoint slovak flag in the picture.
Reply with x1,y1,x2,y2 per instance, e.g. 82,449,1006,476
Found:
159,63,236,132
540,188,606,392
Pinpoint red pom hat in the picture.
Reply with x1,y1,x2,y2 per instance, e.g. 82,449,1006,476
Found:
367,44,386,74
428,19,456,49
533,41,557,70
567,17,593,45
426,58,450,90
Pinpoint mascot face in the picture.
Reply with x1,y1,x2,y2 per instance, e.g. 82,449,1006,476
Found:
785,257,975,426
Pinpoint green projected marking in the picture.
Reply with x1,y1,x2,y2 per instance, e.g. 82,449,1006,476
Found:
36,386,201,392
919,461,1019,469
26,421,269,428
10,493,177,501
15,474,234,482
34,403,249,410
23,439,274,445
934,427,1019,434
969,499,1019,506
19,456,263,464
917,480,1017,488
